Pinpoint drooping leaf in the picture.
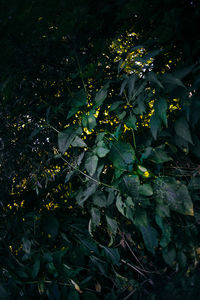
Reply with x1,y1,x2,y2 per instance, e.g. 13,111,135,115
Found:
162,247,176,266
67,89,87,119
146,71,164,89
140,226,158,254
109,141,135,171
58,126,82,154
93,191,107,207
76,184,97,207
155,178,194,216
123,175,140,199
94,82,109,107
139,184,153,196
116,194,126,216
150,114,161,140
134,209,148,227
96,141,110,157
125,114,137,130
71,136,87,148
91,207,101,226
175,118,193,144
101,246,120,265
106,216,118,235
85,155,98,176
155,97,168,126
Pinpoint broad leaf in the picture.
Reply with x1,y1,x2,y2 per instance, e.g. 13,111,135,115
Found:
91,207,101,226
93,191,107,207
150,114,161,140
101,246,120,265
109,141,135,171
85,155,98,176
175,118,193,144
58,127,82,154
140,226,158,254
106,216,118,235
76,184,97,207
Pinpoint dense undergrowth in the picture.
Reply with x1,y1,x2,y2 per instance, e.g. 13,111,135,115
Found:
1,0,200,299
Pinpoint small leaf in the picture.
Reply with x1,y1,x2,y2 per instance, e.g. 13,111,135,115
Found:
125,114,137,130
85,155,98,176
58,127,82,154
71,136,87,147
139,184,153,196
91,207,101,226
106,216,118,235
116,194,126,216
95,83,109,106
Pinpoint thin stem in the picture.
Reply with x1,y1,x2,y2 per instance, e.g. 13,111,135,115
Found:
60,154,119,191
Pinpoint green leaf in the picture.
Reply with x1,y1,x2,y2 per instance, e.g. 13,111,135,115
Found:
140,226,158,254
123,175,140,199
58,127,82,154
110,101,123,111
155,215,171,247
125,114,137,130
175,118,193,144
71,136,87,147
162,247,176,266
91,207,101,226
156,204,170,217
139,184,153,196
162,74,186,88
101,246,120,265
109,141,135,171
87,115,97,131
96,141,110,157
177,251,187,268
106,216,118,235
155,178,194,216
134,209,148,227
32,259,40,279
150,147,172,163
146,71,164,88
155,97,168,126
116,194,126,216
150,114,161,140
76,184,97,207
67,90,86,119
93,191,107,207
85,155,98,176
94,82,109,107
80,238,99,255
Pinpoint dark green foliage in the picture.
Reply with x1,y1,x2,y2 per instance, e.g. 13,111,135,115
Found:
1,0,200,299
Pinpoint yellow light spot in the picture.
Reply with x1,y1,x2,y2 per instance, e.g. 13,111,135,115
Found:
144,171,150,178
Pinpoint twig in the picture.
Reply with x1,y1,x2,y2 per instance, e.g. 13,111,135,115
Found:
121,259,147,278
123,288,136,300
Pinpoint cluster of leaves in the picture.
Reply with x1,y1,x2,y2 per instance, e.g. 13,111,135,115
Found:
1,0,200,299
